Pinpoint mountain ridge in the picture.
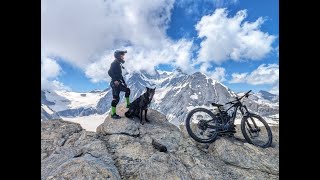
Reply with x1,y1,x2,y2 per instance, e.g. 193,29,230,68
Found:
41,69,279,127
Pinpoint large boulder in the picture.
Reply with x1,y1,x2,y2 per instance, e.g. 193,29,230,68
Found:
41,120,121,179
42,103,279,179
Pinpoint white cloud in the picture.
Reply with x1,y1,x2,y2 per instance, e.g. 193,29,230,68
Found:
269,82,279,95
42,80,71,91
230,63,279,95
41,58,61,80
195,8,276,64
211,67,227,82
229,72,248,83
230,64,279,85
199,62,211,74
42,0,175,68
41,58,70,91
198,63,226,82
85,39,194,82
42,0,278,92
42,0,200,86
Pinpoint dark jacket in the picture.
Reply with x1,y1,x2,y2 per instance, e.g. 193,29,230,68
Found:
108,59,125,83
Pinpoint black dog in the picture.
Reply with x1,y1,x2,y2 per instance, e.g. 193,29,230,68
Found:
125,87,156,124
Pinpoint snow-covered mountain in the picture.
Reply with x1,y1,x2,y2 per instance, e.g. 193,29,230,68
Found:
41,89,109,116
257,90,279,103
41,104,61,121
41,69,279,127
238,91,279,118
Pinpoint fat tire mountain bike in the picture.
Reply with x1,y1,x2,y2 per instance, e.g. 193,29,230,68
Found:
185,90,273,148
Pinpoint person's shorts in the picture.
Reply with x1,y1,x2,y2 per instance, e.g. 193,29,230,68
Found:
110,81,128,98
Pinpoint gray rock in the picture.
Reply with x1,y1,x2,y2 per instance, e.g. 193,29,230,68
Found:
42,106,279,180
41,119,121,180
209,138,279,175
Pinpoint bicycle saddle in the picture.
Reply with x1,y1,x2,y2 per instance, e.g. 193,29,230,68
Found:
211,103,223,107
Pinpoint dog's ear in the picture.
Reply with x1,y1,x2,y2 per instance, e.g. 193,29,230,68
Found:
153,87,156,90
146,87,149,91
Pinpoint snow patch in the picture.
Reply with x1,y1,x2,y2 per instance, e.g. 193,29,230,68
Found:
153,87,171,104
190,94,198,100
62,113,107,132
42,104,54,114
157,70,173,75
45,90,107,112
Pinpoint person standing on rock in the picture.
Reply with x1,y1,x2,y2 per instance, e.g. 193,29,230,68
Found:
108,50,131,119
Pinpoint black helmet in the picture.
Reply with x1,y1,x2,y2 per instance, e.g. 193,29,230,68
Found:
114,50,127,59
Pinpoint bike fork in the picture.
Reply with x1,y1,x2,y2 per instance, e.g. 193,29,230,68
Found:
242,110,260,138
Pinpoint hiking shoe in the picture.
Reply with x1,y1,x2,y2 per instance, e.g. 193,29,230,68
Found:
111,114,121,119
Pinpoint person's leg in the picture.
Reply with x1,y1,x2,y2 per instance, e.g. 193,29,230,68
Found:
118,84,131,108
110,82,121,119
111,98,119,115
125,88,130,107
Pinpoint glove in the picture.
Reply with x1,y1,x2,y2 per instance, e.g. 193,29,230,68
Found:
114,80,120,86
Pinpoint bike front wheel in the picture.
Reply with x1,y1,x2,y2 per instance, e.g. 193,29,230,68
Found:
241,114,273,148
185,108,219,143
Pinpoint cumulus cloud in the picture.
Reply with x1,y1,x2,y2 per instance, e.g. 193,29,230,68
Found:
41,0,175,68
85,39,194,82
41,58,61,80
198,62,226,82
210,67,227,82
42,80,71,91
42,0,199,85
41,58,70,91
229,64,279,94
195,8,276,64
230,64,278,85
42,0,277,92
229,72,248,83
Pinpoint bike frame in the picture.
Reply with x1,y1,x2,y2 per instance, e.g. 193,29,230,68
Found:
206,92,255,131
187,89,272,147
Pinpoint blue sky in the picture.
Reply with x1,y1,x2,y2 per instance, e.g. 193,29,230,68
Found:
41,0,278,94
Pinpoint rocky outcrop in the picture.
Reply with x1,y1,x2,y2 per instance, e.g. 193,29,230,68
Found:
42,104,279,179
41,120,121,179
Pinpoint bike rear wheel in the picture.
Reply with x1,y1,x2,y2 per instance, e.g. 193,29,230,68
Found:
185,108,219,143
241,114,272,148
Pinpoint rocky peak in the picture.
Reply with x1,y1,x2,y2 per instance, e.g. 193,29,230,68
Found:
42,104,279,179
258,90,279,103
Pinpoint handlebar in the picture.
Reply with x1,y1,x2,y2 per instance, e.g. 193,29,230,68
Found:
225,90,252,105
